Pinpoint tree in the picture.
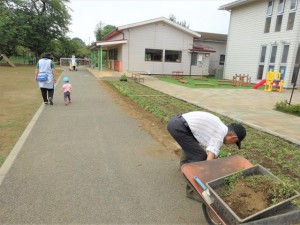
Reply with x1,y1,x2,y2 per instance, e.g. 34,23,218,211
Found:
169,14,190,28
50,37,89,59
0,1,20,56
94,21,116,41
2,0,71,58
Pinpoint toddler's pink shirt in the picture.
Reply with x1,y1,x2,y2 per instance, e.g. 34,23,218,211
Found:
63,83,72,92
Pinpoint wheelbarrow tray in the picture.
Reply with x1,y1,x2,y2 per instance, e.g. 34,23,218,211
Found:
206,165,300,224
181,155,300,225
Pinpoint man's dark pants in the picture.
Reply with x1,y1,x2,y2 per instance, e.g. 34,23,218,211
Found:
167,114,207,164
167,114,206,202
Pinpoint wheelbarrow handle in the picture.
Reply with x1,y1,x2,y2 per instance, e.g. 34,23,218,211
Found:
194,176,207,190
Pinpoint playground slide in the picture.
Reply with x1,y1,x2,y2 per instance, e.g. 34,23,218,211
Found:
253,79,266,89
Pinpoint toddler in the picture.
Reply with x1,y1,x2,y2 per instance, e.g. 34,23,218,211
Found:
62,77,72,105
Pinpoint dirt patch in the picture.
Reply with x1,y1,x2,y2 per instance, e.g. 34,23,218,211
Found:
98,80,181,157
215,174,296,220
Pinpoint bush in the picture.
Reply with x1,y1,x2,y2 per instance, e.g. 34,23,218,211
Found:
274,101,300,117
120,73,127,82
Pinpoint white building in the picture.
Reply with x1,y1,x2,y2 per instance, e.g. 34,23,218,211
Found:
91,17,225,76
194,32,227,76
220,0,300,88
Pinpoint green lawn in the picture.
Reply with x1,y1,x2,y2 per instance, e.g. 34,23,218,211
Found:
158,76,265,89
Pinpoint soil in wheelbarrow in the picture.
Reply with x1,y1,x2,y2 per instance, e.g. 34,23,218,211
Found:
216,174,296,219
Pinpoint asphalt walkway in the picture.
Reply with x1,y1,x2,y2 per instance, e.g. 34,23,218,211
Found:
0,69,206,224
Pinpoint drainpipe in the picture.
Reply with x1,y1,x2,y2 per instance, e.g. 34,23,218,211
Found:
98,48,101,71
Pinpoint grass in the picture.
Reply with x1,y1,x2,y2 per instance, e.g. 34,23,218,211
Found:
0,66,62,166
275,101,300,117
157,76,265,89
106,80,300,205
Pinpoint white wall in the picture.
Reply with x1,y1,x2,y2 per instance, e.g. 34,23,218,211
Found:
224,0,300,87
121,22,201,75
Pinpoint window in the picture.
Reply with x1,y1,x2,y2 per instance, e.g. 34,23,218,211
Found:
279,66,286,77
275,15,283,31
108,48,118,60
260,46,267,63
257,65,265,79
267,1,274,15
292,45,300,84
257,46,267,79
287,12,296,30
281,45,289,63
191,52,197,66
290,0,297,10
165,50,182,62
268,45,277,72
270,45,277,63
277,0,285,14
145,49,163,61
279,45,289,79
264,17,272,33
219,54,225,65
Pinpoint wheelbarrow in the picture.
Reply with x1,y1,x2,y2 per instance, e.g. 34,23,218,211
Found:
181,155,300,225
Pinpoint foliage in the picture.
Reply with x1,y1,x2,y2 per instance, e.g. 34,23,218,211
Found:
169,14,189,28
94,21,116,41
120,73,128,82
1,0,71,58
275,101,300,117
50,37,90,59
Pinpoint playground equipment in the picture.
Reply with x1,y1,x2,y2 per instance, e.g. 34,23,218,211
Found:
253,79,266,89
264,71,284,92
0,54,16,67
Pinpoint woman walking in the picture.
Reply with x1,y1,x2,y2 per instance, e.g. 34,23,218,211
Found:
35,53,57,105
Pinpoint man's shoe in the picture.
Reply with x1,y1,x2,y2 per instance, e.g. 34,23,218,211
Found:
49,97,53,105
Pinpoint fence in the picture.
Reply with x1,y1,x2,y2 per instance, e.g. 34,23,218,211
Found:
60,58,91,68
0,56,36,65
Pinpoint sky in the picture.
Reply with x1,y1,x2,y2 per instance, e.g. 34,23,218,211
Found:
67,0,234,45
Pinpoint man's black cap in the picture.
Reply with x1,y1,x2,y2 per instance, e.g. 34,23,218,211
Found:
228,123,246,149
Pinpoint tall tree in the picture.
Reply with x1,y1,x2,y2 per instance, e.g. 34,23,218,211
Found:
169,14,190,28
3,0,71,58
94,21,116,41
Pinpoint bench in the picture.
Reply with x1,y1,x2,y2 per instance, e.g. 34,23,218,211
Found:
178,79,189,84
193,78,208,81
132,73,144,83
194,83,215,87
172,70,184,75
218,83,233,86
172,71,184,80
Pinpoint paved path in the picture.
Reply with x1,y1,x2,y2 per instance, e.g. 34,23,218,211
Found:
141,77,300,144
0,69,205,224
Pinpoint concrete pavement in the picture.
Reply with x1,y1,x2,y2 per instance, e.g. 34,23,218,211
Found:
89,69,300,145
0,68,206,224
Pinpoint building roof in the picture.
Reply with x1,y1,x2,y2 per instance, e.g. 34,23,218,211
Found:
219,0,257,10
104,17,201,40
195,32,227,43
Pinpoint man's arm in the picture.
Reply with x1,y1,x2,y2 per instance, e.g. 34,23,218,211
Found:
206,152,215,160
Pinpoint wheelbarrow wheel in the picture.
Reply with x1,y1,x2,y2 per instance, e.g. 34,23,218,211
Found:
202,204,222,225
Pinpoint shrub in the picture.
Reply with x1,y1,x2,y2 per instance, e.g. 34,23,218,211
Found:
274,101,300,117
120,73,127,82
